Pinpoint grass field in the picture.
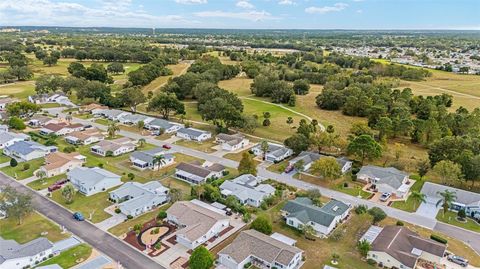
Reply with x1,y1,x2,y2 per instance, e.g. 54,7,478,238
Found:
436,210,480,233
159,176,193,200
37,243,92,268
175,139,217,153
218,77,253,96
0,81,35,100
141,62,191,94
0,212,68,243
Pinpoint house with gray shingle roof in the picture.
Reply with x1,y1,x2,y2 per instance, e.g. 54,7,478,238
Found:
67,167,122,196
129,147,175,170
118,113,154,125
282,197,351,237
174,161,225,185
176,127,212,142
3,140,57,162
145,118,183,134
215,133,249,152
252,142,293,163
219,174,275,207
218,229,304,269
0,236,53,269
0,132,29,149
96,109,131,121
357,165,411,198
288,151,352,174
109,181,169,217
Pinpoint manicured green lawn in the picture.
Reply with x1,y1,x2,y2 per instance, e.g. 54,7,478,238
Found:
50,189,113,223
175,139,217,153
108,203,171,236
391,180,425,212
27,174,66,191
267,159,291,173
159,177,193,200
0,152,10,164
0,212,69,243
333,181,371,199
75,113,93,119
37,243,92,268
0,158,44,180
94,118,110,125
436,210,480,233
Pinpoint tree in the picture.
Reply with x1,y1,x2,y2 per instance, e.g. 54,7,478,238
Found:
7,101,40,118
310,157,341,180
107,62,124,74
293,160,305,179
61,183,76,204
458,209,466,221
189,246,214,269
436,190,457,217
8,66,33,80
10,158,18,167
138,138,146,148
119,86,146,112
417,159,430,179
147,92,185,120
432,160,463,185
284,134,310,155
238,152,257,176
107,122,120,138
251,216,272,235
350,122,374,137
260,140,269,160
152,155,166,170
293,79,310,95
368,207,387,224
8,116,26,130
137,120,145,134
357,239,371,257
0,186,33,225
302,224,316,239
169,188,182,203
347,134,382,164
376,117,393,142
286,116,294,127
410,191,426,209
43,56,58,66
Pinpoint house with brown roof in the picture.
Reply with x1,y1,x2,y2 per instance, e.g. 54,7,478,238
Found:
166,200,230,249
79,103,108,113
65,128,104,145
361,225,446,269
218,229,304,269
39,122,85,136
174,161,225,185
90,137,136,157
38,152,86,177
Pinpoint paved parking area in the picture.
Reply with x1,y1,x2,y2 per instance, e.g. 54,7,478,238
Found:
415,197,440,219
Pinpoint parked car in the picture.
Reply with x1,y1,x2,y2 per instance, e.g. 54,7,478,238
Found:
162,144,172,149
284,165,294,173
379,192,391,202
448,255,468,267
54,179,68,186
73,212,85,221
48,184,61,192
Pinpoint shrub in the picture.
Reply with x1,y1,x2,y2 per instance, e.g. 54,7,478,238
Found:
430,234,447,244
396,221,404,226
127,215,133,219
368,207,387,224
157,211,167,219
250,216,272,235
10,158,18,167
127,173,135,181
8,116,26,130
343,182,349,188
23,163,30,171
98,163,104,168
354,205,368,215
242,212,251,223
115,208,121,214
458,209,466,220
244,262,252,268
63,146,76,153
367,259,377,265
154,242,162,250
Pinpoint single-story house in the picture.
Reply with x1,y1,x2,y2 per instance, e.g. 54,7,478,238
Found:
4,141,57,162
0,132,29,149
39,123,85,136
360,225,446,269
130,148,175,170
109,181,169,217
219,174,275,207
0,237,54,269
67,167,122,196
39,152,86,177
218,229,304,269
176,127,212,142
288,151,352,174
166,200,230,249
215,133,250,152
144,118,183,133
118,114,155,125
174,161,225,185
98,109,131,121
252,142,293,163
282,197,351,237
28,115,58,127
64,128,104,145
357,165,412,198
420,182,480,220
90,137,136,157
0,97,19,110
29,92,75,107
79,103,108,113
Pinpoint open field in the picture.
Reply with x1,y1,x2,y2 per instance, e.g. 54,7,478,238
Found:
0,81,35,100
175,139,217,153
218,77,253,96
141,62,191,94
37,243,92,268
0,212,69,243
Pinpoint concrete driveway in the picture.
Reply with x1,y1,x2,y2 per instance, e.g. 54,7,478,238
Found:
415,197,441,220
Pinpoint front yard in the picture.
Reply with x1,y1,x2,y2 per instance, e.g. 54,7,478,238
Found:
0,158,44,180
27,174,66,191
295,173,371,199
108,204,171,236
391,179,425,212
436,210,480,233
175,139,217,153
37,243,92,268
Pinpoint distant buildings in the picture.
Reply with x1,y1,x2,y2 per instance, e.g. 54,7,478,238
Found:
39,123,85,136
28,92,76,107
288,151,352,174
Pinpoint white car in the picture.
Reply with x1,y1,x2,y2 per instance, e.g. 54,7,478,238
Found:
379,192,391,202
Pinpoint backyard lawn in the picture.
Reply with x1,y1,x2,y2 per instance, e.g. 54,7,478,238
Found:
37,243,92,268
0,212,69,243
27,174,66,191
159,177,193,200
436,210,480,233
50,190,113,223
391,180,425,212
0,158,44,180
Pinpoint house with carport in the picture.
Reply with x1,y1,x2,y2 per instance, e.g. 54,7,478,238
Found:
219,174,275,207
357,165,412,199
38,151,86,177
129,147,175,170
174,161,225,185
287,151,352,174
215,133,249,151
251,142,293,163
176,127,212,142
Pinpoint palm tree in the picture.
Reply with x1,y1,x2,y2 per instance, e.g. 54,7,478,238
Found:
260,140,269,161
169,188,182,203
357,240,371,257
436,190,457,217
152,155,165,171
138,138,146,148
409,191,426,209
107,122,120,138
35,170,47,185
194,184,206,200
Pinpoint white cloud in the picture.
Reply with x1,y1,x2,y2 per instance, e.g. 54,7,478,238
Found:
236,1,254,9
174,0,207,4
356,9,363,13
278,0,296,5
352,0,364,2
194,10,275,21
305,3,349,14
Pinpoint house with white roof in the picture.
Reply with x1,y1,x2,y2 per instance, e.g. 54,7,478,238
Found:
288,151,352,174
0,132,29,149
0,236,53,269
215,133,249,152
39,123,85,136
282,197,351,237
176,127,212,142
129,148,175,170
218,229,303,269
99,109,132,121
145,118,183,134
28,115,57,127
65,128,104,145
28,92,75,107
174,161,225,185
166,200,230,249
3,141,57,162
110,181,169,217
219,174,275,207
118,114,155,125
90,137,136,157
357,165,412,198
252,142,293,163
67,167,122,196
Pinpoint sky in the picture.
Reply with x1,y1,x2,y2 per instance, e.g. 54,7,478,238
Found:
0,0,479,30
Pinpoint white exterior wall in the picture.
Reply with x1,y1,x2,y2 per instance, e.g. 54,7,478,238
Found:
367,251,411,269
42,160,83,177
0,248,53,269
174,169,207,185
120,196,168,217
69,176,122,196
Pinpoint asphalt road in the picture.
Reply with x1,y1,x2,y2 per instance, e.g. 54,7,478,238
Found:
0,172,165,269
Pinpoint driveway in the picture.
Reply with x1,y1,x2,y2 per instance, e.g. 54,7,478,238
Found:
416,196,441,220
96,213,127,231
